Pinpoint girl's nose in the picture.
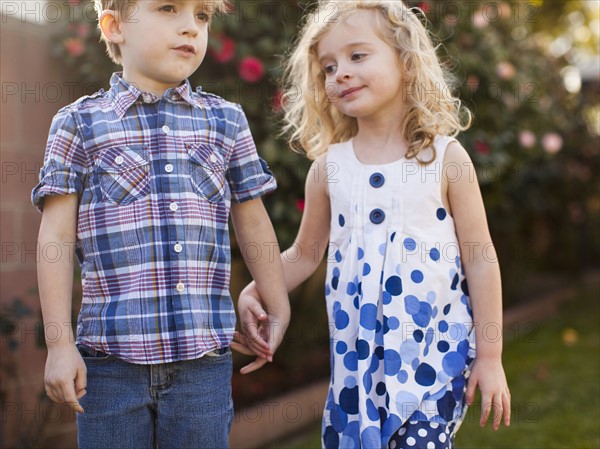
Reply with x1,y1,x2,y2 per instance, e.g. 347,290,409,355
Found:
335,65,352,83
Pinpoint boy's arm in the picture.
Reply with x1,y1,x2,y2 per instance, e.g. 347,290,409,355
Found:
230,197,291,369
445,142,511,430
233,158,331,372
37,193,86,413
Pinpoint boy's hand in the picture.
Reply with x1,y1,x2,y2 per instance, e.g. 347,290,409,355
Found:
45,344,87,414
465,356,511,430
232,284,280,374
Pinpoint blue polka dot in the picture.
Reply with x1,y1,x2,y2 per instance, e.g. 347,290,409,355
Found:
356,339,370,360
438,320,449,333
344,375,357,389
443,304,451,315
346,282,357,296
332,277,339,290
335,309,349,329
366,399,379,421
411,270,424,283
413,329,424,342
339,386,359,414
400,339,420,361
358,248,364,260
329,404,348,433
361,426,380,448
343,351,358,371
442,351,466,377
395,391,419,415
376,382,387,395
404,295,420,314
414,301,433,327
323,426,339,448
403,238,417,251
415,363,436,386
430,247,440,261
437,208,447,220
390,232,396,242
381,414,401,442
363,263,371,276
382,291,392,305
335,250,342,262
336,341,348,354
360,304,378,330
437,340,450,352
384,350,402,375
387,316,399,330
353,296,359,309
397,370,408,383
339,214,345,227
375,346,385,359
426,291,436,303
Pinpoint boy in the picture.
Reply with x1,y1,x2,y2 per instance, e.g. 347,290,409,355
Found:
32,1,289,448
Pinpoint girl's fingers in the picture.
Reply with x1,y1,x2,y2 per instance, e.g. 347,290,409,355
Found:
492,395,503,430
230,341,256,356
503,391,511,427
465,376,477,406
480,394,492,427
240,357,268,375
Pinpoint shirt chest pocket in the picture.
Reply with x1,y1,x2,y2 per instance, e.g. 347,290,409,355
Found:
94,145,150,205
187,143,229,203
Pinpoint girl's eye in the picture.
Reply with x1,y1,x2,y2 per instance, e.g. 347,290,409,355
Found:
351,53,366,61
323,64,336,75
160,5,175,13
197,12,210,22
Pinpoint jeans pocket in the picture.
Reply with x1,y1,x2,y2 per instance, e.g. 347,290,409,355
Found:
202,346,231,363
77,344,112,363
94,145,150,205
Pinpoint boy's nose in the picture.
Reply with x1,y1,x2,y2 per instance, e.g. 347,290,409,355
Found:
179,14,199,37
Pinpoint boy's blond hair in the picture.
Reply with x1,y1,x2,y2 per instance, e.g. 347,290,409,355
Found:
94,0,230,64
281,0,472,162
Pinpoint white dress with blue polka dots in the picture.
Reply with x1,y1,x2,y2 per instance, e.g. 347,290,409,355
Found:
322,136,476,449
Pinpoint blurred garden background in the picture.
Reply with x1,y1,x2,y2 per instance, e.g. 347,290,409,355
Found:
0,0,598,448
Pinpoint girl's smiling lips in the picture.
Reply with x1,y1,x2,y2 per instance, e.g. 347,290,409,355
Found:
340,86,364,98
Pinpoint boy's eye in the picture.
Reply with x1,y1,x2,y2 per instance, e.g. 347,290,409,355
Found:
351,53,366,61
197,12,210,22
159,5,175,13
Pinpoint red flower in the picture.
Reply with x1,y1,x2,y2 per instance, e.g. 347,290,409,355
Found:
210,34,235,63
418,2,430,13
272,89,284,112
64,38,85,57
474,140,490,155
296,199,305,212
239,57,265,83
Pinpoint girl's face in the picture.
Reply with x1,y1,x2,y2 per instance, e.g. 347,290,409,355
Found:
316,10,407,124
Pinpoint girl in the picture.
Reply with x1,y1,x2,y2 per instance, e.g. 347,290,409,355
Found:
233,1,511,448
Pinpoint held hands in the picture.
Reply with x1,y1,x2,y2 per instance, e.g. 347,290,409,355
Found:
232,283,287,374
465,356,511,430
44,344,87,414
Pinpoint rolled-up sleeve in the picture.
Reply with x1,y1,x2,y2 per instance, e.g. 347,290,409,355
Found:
31,108,87,212
226,106,277,203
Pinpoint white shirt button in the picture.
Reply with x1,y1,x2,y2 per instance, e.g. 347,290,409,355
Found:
162,125,171,135
165,164,174,173
142,93,153,103
174,243,183,253
209,154,218,163
114,155,124,165
169,202,179,212
176,282,185,292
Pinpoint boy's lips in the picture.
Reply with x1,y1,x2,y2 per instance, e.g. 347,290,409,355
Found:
173,45,196,55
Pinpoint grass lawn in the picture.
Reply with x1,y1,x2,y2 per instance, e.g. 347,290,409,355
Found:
274,287,600,449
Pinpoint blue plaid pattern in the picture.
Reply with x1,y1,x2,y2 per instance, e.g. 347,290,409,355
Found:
32,73,276,364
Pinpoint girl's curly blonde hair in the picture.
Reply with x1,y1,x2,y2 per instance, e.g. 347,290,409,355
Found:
281,0,471,162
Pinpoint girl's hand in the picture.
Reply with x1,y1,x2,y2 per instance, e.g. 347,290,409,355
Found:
232,284,275,374
465,356,511,430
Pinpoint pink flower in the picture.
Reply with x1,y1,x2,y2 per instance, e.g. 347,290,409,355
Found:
64,38,85,57
296,199,305,212
272,89,284,112
417,2,429,13
210,34,236,63
474,140,490,155
519,130,536,148
239,57,265,83
542,133,563,154
496,61,516,81
466,75,480,92
68,0,80,5
77,23,90,39
472,9,489,28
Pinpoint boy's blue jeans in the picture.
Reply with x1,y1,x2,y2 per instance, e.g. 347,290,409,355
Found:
76,344,233,449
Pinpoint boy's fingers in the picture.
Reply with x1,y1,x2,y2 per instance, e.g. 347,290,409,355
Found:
503,392,511,427
61,381,84,414
251,305,267,320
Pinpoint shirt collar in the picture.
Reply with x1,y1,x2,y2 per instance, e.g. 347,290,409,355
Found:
108,72,203,118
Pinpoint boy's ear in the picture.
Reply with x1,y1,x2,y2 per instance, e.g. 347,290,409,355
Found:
99,10,125,45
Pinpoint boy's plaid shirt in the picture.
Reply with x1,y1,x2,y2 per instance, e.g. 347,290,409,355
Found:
32,73,276,364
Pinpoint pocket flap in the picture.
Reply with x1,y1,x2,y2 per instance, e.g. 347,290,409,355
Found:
95,145,148,173
187,143,226,172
